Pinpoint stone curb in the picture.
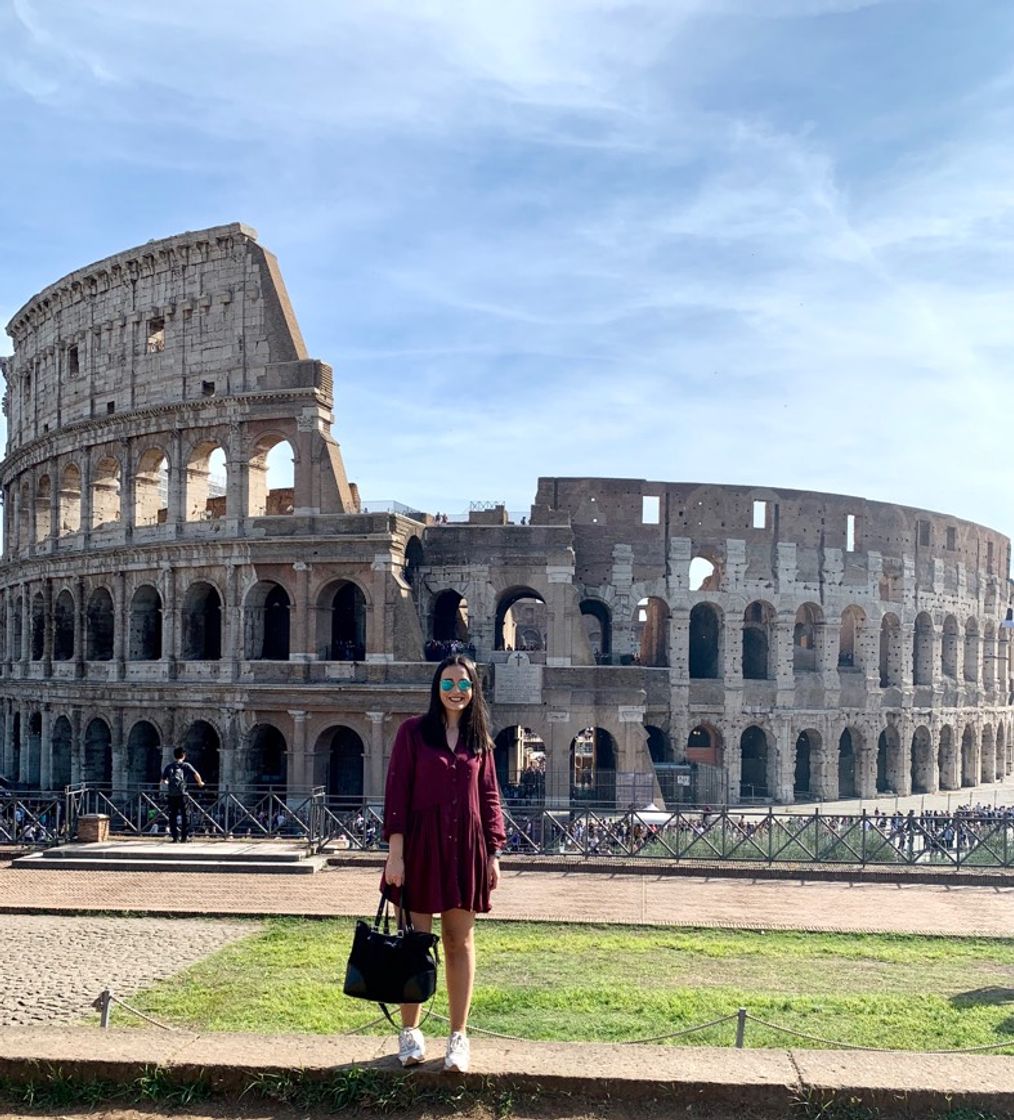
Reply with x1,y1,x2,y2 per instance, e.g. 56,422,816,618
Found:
0,1029,1013,1117
328,850,1014,887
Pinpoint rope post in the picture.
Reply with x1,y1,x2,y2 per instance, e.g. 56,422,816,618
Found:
735,1007,747,1048
95,988,112,1029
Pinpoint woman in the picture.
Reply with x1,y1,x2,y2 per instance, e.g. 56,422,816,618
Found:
383,654,505,1073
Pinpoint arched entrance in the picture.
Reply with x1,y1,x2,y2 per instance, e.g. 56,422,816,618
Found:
739,726,769,800
129,585,163,661
245,582,291,660
181,582,222,660
494,726,546,804
83,718,112,785
87,588,115,660
496,587,546,652
246,725,288,789
181,720,220,786
54,590,75,661
579,600,611,662
324,727,364,804
793,605,822,672
743,602,774,680
126,721,162,786
910,726,933,793
794,730,817,798
569,728,616,806
838,728,858,798
318,581,366,661
689,603,721,679
636,597,670,667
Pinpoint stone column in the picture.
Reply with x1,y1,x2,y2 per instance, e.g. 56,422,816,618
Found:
366,711,389,800
290,561,312,664
119,439,135,538
771,719,795,803
161,563,177,680
111,708,126,792
20,584,30,668
42,578,53,676
74,577,86,678
70,709,83,785
287,710,309,794
725,610,744,687
39,708,53,790
545,709,573,809
168,429,186,530
113,570,127,680
225,562,241,681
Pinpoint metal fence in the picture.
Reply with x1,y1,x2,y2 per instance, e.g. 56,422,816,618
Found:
2,787,1012,868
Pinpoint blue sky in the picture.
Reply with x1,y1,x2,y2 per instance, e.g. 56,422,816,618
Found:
2,0,1013,535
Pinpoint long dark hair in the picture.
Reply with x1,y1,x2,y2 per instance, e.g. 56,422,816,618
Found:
418,654,493,755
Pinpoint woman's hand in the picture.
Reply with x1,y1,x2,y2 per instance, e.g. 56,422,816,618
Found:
385,853,405,887
488,855,501,891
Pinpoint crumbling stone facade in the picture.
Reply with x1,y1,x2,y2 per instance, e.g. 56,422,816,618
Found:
1,224,1011,806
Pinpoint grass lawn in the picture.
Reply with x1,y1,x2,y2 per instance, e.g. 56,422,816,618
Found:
120,920,1014,1052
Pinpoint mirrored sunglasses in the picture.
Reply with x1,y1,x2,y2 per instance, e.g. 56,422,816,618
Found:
440,678,473,693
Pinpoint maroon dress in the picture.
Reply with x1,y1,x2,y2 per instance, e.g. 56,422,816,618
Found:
382,716,506,914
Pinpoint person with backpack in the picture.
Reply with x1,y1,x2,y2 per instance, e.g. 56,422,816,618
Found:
160,747,205,843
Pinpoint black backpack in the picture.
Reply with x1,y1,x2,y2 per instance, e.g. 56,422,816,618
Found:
166,762,188,797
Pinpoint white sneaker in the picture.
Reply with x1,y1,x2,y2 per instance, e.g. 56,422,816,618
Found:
444,1030,470,1073
398,1026,425,1067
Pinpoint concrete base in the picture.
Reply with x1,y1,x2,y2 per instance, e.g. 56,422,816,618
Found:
0,1027,1011,1116
12,839,325,875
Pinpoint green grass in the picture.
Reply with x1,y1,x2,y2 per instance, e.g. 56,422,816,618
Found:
116,920,1014,1052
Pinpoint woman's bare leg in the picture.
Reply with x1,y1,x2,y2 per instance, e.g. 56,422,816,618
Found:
440,908,476,1033
400,911,433,1028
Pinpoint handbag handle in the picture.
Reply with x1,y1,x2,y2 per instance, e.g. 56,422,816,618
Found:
376,885,415,934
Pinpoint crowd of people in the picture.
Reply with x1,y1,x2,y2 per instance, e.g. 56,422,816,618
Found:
424,639,477,662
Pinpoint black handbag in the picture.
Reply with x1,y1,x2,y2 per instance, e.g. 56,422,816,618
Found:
343,888,439,1020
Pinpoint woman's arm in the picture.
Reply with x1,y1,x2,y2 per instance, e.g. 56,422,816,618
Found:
385,832,405,886
478,748,507,856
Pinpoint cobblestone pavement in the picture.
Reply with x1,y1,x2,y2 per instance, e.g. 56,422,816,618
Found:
0,914,254,1026
1,862,1012,936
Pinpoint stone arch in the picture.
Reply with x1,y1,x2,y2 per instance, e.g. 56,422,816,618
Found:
54,589,75,661
404,537,424,588
494,726,546,803
964,618,979,683
134,446,169,527
91,455,121,529
743,601,775,680
689,551,722,591
129,584,163,661
495,586,546,652
837,727,860,798
181,719,221,786
244,580,291,661
248,433,294,517
793,729,820,798
941,614,959,678
938,725,957,790
636,596,670,667
687,723,723,767
181,581,223,660
317,725,364,803
838,606,864,669
83,717,112,785
316,579,367,661
30,591,45,661
876,725,900,793
792,604,822,672
912,612,934,686
910,725,933,793
34,475,51,541
86,586,114,661
579,599,611,661
960,724,977,787
645,724,672,764
981,724,996,783
689,602,722,679
739,725,770,800
432,589,470,644
244,723,288,789
570,727,617,806
879,613,902,688
51,715,73,788
125,720,162,786
186,440,229,522
59,463,81,535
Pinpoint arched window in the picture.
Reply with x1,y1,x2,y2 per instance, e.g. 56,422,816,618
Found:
912,612,934,686
34,475,52,541
246,724,288,789
689,603,721,679
59,464,82,535
324,726,364,804
54,590,75,661
83,718,112,785
181,582,222,660
431,590,469,647
687,724,722,767
186,443,228,522
636,597,670,667
793,604,822,672
129,585,163,660
579,600,611,662
689,555,720,591
181,720,220,786
495,587,546,652
743,602,774,680
86,587,115,660
879,613,902,688
569,727,616,806
126,721,162,786
134,448,169,527
404,537,423,587
244,581,291,660
739,726,769,800
794,730,819,797
91,456,121,529
838,606,864,669
248,436,294,517
317,580,366,661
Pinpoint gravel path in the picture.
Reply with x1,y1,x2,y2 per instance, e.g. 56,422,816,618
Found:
0,914,254,1026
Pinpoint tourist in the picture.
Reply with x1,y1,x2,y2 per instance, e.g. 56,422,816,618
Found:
160,747,205,844
382,654,506,1073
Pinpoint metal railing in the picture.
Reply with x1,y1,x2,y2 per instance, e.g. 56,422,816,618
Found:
4,787,1012,868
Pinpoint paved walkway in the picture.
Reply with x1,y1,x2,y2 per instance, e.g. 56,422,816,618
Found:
1,860,1012,936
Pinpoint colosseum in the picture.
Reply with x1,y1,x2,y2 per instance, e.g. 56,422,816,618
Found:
1,222,1011,810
